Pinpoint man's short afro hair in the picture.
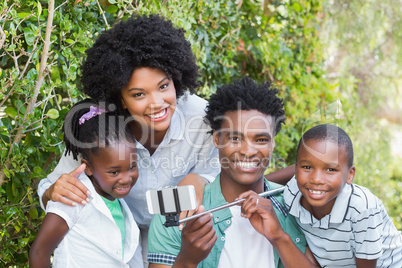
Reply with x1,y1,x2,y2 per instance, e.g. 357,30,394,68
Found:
204,76,286,136
80,14,200,108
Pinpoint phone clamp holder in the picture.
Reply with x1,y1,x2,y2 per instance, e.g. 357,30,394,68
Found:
157,188,181,227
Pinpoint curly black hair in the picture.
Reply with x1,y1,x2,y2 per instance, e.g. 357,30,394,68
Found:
80,14,200,111
63,99,136,161
297,124,354,167
204,76,286,136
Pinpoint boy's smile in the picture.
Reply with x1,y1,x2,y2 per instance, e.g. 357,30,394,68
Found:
296,139,355,220
214,110,275,201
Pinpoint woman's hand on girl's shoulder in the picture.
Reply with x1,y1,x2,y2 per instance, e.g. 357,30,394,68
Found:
43,164,90,208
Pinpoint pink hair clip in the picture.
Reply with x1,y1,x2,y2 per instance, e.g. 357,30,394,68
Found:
79,106,108,125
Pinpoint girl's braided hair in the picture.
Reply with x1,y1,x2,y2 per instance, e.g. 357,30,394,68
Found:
62,99,135,161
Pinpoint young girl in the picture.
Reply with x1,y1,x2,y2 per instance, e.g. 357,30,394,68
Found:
30,99,140,267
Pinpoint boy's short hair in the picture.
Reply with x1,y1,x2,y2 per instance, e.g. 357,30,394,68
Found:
80,14,199,110
204,76,286,136
297,124,354,167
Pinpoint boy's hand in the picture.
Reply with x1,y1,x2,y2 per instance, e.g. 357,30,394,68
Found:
174,205,217,267
238,191,284,242
43,164,91,207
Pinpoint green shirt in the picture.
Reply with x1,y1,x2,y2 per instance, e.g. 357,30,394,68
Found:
148,175,307,268
101,196,126,258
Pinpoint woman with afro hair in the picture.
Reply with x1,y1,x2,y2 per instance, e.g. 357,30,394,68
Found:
37,14,220,266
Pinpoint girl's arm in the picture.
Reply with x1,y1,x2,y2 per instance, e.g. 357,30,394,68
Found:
29,213,69,268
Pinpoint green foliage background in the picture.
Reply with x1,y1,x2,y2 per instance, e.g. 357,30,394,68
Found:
0,0,400,266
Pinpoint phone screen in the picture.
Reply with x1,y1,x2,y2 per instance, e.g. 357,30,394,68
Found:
160,188,177,214
146,185,197,215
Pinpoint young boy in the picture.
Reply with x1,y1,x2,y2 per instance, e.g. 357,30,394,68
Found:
284,124,402,267
146,77,319,268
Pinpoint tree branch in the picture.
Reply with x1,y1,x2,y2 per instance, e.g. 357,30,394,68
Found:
0,3,16,50
0,25,5,51
96,0,110,29
0,0,55,185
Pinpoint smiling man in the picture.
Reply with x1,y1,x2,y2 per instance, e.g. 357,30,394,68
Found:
147,76,319,268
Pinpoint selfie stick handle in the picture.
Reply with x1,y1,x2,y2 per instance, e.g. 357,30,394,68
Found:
178,186,286,224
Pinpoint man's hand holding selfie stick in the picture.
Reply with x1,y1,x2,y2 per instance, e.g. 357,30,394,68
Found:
146,185,288,267
146,185,285,227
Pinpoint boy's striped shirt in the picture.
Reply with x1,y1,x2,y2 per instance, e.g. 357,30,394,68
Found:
284,177,402,267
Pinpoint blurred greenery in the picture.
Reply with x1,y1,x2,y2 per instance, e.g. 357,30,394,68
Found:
321,0,402,230
0,0,400,266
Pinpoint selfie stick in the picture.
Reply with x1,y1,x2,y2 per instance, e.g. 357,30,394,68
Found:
178,186,286,224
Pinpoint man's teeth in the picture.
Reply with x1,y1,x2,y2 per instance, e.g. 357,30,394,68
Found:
148,109,166,119
309,189,326,194
234,162,258,168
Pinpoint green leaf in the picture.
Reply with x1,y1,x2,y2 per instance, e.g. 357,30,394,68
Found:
83,12,94,19
38,1,42,17
3,169,10,178
33,166,44,176
24,28,36,46
65,39,75,44
17,13,31,19
292,2,302,12
77,20,87,29
47,109,59,119
77,46,87,53
108,0,117,4
106,5,118,14
4,107,18,118
7,44,16,50
26,147,35,154
28,208,38,220
12,180,17,197
0,126,8,135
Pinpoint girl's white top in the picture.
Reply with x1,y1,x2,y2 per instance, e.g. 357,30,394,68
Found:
47,174,140,267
